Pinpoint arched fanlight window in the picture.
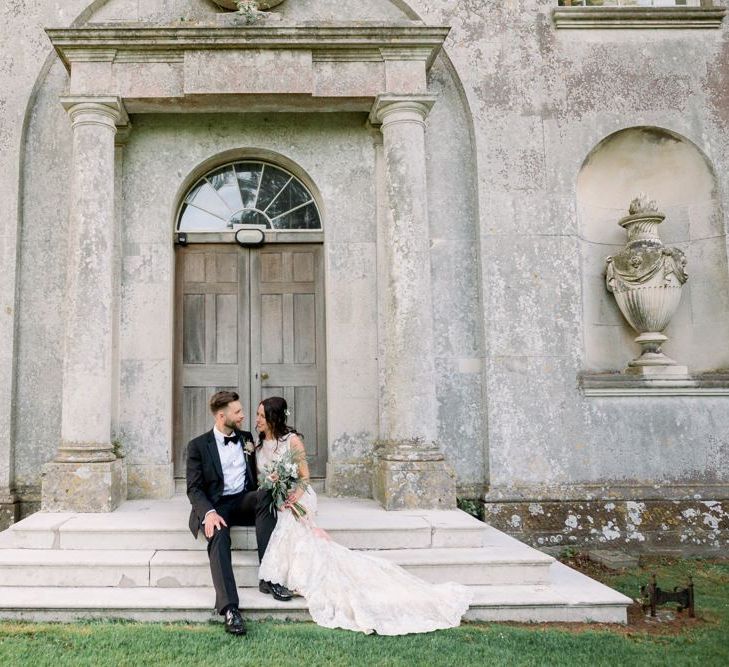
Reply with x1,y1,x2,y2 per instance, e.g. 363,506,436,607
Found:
177,161,321,232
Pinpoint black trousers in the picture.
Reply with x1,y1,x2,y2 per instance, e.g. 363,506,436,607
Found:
205,488,276,614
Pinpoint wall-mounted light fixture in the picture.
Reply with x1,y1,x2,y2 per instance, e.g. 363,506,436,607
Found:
235,228,265,247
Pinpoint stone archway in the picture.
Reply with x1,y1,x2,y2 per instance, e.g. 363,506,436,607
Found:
173,157,328,482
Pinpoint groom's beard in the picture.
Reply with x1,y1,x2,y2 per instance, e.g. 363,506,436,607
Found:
224,417,243,432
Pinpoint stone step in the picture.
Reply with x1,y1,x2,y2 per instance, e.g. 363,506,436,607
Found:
467,562,633,623
150,546,552,587
0,496,632,624
3,496,488,552
0,546,553,588
0,549,156,588
0,564,631,624
372,547,553,586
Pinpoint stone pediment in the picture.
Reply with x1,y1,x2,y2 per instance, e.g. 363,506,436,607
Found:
45,24,450,113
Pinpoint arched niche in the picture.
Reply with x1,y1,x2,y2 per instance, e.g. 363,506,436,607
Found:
577,126,729,372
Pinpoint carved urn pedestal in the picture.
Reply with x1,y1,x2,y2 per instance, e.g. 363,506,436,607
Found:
605,195,689,378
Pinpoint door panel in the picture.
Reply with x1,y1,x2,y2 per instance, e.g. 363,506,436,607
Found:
261,295,284,364
174,246,250,475
251,245,327,477
174,243,326,479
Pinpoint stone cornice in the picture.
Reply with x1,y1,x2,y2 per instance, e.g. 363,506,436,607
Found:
553,7,726,29
46,24,450,71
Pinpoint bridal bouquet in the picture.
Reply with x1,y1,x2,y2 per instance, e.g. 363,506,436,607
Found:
259,449,310,519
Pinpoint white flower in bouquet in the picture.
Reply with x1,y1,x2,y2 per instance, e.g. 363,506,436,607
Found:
259,448,310,519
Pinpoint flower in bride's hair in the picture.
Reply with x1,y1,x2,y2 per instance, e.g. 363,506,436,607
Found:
284,409,291,417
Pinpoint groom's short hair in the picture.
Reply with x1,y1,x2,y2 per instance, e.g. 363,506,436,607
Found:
209,390,240,414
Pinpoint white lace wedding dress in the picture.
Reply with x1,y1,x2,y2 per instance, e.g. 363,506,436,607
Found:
257,434,472,635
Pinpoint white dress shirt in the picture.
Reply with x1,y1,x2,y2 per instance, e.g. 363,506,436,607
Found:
213,426,248,496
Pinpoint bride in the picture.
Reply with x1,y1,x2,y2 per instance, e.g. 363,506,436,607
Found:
255,396,472,635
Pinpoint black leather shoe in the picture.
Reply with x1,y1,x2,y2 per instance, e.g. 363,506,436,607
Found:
224,607,246,635
259,579,293,602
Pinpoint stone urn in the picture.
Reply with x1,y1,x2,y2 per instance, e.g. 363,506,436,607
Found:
605,195,689,376
212,0,285,10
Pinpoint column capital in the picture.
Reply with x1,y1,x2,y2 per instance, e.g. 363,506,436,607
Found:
369,94,436,128
115,122,134,147
60,95,129,129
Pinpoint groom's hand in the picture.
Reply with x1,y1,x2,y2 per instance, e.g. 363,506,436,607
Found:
203,511,227,539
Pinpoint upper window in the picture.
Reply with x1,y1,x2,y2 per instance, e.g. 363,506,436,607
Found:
177,161,321,232
558,1,701,5
554,0,724,27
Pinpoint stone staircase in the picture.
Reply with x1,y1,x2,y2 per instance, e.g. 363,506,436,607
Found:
0,495,631,623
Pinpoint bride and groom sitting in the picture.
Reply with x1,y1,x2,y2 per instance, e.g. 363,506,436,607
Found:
187,390,472,637
186,390,295,635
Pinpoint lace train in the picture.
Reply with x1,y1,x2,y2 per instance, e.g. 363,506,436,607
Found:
258,490,472,635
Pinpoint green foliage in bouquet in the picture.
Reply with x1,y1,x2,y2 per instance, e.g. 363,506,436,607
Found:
258,447,310,519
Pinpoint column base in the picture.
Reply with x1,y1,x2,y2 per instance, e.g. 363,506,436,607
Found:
0,489,20,531
373,439,456,510
41,458,127,512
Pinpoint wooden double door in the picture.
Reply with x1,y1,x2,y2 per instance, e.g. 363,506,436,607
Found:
174,244,327,479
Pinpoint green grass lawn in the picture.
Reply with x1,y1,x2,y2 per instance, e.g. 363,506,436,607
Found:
1,558,727,667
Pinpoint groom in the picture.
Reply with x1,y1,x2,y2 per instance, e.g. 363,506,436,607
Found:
186,390,292,636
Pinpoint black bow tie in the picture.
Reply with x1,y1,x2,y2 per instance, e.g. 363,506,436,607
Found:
223,434,239,446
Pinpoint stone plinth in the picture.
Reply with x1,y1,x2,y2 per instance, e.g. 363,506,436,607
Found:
41,460,126,513
624,362,689,378
373,440,456,510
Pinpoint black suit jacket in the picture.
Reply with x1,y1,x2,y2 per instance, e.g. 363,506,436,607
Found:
186,428,258,538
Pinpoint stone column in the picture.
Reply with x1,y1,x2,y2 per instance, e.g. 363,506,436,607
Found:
369,95,456,510
41,97,127,512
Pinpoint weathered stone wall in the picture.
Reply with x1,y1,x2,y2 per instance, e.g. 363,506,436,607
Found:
404,0,729,550
1,0,727,549
485,497,729,555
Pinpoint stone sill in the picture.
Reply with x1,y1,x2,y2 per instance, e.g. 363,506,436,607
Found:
580,371,729,396
553,7,727,29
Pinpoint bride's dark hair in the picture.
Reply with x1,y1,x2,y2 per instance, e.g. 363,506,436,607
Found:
257,396,302,448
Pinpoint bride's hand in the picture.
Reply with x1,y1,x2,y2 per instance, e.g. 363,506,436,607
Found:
282,490,301,510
